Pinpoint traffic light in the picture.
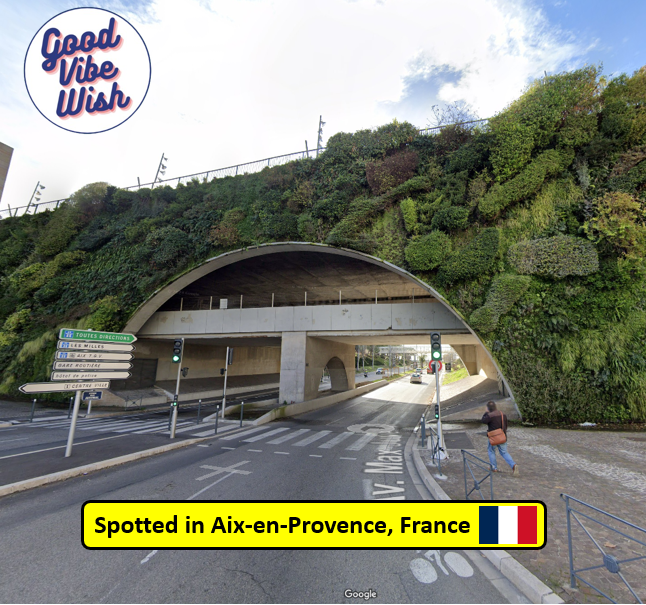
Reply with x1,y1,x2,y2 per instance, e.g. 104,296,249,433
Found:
172,338,183,363
430,332,442,361
434,404,439,419
172,396,178,407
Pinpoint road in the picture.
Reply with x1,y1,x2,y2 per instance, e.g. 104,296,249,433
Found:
0,375,517,603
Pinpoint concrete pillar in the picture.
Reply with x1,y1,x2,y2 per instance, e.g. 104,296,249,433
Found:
452,345,477,376
475,345,498,380
279,333,355,404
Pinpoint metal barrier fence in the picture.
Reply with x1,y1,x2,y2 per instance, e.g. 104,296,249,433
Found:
462,449,494,500
0,118,490,221
561,494,645,604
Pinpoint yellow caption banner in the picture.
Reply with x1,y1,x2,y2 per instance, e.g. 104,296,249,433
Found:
83,500,546,549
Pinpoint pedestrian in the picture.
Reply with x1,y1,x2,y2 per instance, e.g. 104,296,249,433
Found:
481,401,518,476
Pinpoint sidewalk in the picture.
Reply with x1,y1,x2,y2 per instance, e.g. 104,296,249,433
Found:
420,424,646,603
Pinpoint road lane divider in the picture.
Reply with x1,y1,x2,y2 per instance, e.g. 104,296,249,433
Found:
82,500,546,549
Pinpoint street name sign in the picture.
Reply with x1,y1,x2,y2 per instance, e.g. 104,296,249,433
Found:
51,371,131,381
82,391,103,401
58,329,137,344
55,351,133,361
57,341,135,352
19,381,111,394
53,361,132,371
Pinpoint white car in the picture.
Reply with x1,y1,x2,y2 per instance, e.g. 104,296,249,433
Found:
410,373,422,384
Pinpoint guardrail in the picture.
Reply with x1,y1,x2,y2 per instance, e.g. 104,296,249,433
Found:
561,493,645,603
462,449,494,500
0,118,490,221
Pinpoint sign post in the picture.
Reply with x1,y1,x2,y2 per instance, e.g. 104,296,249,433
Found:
433,360,448,465
65,390,82,458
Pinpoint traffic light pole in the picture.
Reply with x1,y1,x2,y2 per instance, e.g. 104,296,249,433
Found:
221,346,229,419
434,361,447,460
170,338,184,439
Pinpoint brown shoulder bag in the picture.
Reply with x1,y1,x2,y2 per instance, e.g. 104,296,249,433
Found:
487,410,507,446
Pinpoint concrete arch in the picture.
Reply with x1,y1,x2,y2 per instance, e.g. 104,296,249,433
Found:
124,242,513,401
326,357,349,392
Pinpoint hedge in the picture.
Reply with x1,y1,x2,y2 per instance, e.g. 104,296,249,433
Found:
470,274,531,332
436,228,500,285
404,231,452,271
508,235,599,278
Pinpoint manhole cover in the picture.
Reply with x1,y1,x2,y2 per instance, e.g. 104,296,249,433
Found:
443,432,474,450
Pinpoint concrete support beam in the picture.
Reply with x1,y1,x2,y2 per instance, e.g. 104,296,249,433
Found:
279,333,355,404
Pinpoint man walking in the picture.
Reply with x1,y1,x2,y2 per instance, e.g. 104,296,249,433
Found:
481,401,518,475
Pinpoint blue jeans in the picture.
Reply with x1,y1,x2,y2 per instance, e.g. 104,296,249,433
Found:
488,442,515,470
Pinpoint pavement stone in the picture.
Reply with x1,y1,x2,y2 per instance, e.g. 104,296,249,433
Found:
420,424,646,604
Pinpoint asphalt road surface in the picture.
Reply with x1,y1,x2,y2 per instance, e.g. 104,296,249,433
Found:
0,375,518,603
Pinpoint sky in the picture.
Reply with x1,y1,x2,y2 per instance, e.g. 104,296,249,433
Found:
0,0,644,212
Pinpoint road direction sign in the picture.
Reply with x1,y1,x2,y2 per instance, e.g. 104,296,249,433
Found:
55,351,133,361
57,341,135,352
19,381,111,394
51,371,131,381
82,391,103,401
53,361,132,371
58,329,137,344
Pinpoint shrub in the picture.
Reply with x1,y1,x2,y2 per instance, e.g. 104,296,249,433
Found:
469,274,531,332
479,148,574,219
209,209,245,248
145,226,191,267
437,228,500,285
400,198,418,234
431,206,470,232
508,235,599,278
404,231,452,271
365,150,418,195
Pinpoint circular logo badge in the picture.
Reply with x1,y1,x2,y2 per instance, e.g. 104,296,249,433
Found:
24,7,151,134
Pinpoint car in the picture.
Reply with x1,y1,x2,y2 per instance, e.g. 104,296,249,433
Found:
410,373,422,383
376,368,383,374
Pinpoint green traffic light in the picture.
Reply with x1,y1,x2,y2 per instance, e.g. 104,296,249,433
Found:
172,354,181,362
432,351,441,359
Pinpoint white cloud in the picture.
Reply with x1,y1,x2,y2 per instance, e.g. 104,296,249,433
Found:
0,0,588,211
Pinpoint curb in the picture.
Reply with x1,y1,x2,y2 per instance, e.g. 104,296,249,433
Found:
0,436,213,499
411,441,562,604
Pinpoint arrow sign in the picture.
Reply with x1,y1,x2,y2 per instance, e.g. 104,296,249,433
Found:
55,351,134,361
53,361,133,371
51,371,131,381
57,341,135,352
20,381,111,394
59,329,137,344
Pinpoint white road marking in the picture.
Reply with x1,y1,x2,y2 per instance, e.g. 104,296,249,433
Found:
319,432,353,449
362,479,373,500
267,429,310,444
293,430,331,446
221,446,235,450
409,558,438,584
133,422,174,434
426,550,449,575
0,438,28,443
274,451,290,455
326,416,345,425
221,427,269,441
248,449,263,452
339,457,356,460
190,425,237,437
243,427,289,442
397,481,404,485
443,552,474,578
0,433,128,460
346,433,376,451
196,460,251,481
197,445,209,448
309,454,322,458
140,550,158,564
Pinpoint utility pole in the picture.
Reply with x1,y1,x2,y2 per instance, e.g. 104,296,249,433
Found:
316,116,325,157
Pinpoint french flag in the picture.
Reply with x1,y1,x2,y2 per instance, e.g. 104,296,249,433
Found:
479,506,538,545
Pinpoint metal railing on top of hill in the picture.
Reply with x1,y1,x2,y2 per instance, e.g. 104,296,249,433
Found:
0,118,489,221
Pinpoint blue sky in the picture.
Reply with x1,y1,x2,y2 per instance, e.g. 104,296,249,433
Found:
0,0,644,212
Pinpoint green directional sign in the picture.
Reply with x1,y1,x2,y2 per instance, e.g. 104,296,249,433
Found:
59,329,137,344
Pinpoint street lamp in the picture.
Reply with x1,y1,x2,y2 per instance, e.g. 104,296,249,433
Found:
152,154,169,189
26,182,46,214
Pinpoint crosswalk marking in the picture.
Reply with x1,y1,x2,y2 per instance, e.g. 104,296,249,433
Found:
190,425,237,437
243,427,289,442
292,430,332,446
221,427,269,441
346,433,376,451
319,432,354,449
266,428,310,444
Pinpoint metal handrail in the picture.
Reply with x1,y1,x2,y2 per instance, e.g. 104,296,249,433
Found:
561,493,645,603
1,118,490,220
462,449,494,500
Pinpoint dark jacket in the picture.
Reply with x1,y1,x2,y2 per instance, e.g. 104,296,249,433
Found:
481,410,508,433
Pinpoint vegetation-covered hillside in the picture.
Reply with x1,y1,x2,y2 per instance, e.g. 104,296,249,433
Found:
1,65,645,424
